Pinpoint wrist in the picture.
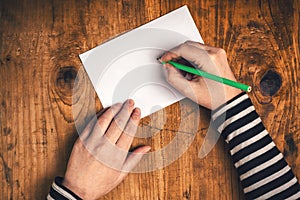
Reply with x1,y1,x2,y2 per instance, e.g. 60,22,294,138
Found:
209,87,242,110
62,178,86,199
49,177,83,200
222,87,243,108
211,88,245,112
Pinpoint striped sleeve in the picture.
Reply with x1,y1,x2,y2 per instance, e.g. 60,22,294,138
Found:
212,92,300,200
47,177,82,200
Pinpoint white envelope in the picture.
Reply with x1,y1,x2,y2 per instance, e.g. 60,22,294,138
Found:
79,5,203,117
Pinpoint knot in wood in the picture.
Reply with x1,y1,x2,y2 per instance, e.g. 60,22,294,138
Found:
259,70,282,96
55,66,78,97
6,55,11,62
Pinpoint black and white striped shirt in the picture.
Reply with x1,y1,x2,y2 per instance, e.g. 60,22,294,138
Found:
48,92,300,199
212,92,300,199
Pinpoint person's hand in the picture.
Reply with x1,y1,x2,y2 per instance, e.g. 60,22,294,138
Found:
160,41,242,110
62,100,151,199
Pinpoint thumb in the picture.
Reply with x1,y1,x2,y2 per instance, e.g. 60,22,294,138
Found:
119,146,151,177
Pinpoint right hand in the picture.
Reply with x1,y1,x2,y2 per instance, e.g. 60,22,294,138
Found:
160,41,242,110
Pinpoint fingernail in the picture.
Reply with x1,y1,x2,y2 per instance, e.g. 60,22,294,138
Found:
134,107,141,115
132,108,141,119
127,99,134,107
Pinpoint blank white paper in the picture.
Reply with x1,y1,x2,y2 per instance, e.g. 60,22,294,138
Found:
79,5,203,117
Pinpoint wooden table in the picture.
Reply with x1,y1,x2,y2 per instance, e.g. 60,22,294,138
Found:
0,0,299,199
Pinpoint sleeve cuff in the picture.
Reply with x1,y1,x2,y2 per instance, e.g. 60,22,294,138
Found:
211,92,247,116
211,92,257,142
47,177,82,200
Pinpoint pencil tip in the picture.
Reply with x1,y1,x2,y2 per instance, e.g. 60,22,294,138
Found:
157,57,163,64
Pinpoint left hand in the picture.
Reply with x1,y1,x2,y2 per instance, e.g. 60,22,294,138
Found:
62,100,151,199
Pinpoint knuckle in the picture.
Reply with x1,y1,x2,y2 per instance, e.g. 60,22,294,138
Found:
166,75,174,84
178,42,190,52
184,40,193,45
124,125,137,137
115,116,127,126
98,115,111,126
110,104,122,114
209,48,227,61
216,48,226,55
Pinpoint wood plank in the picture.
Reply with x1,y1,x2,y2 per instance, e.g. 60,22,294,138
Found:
0,0,298,199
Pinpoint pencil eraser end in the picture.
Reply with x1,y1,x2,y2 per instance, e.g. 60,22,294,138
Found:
247,86,252,93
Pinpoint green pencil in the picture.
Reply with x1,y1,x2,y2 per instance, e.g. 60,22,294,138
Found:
161,61,252,92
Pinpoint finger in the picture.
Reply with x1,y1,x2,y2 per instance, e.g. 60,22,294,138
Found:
105,99,135,144
160,41,200,62
175,44,210,66
79,115,98,141
161,42,212,71
120,146,151,175
160,50,180,62
161,41,222,62
90,103,123,141
165,64,210,104
96,107,110,118
185,73,193,81
183,41,221,52
181,41,228,71
163,64,192,92
180,45,224,75
116,108,141,150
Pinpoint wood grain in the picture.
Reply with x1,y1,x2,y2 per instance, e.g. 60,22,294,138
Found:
0,0,299,199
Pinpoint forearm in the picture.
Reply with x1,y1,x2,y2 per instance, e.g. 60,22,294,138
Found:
212,92,300,199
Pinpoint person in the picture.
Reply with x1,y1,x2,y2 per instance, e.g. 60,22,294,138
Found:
47,41,300,200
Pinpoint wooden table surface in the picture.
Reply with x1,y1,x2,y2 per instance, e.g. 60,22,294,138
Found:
0,0,299,199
